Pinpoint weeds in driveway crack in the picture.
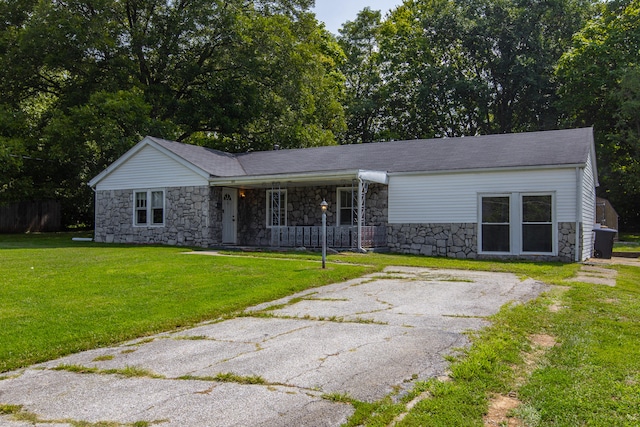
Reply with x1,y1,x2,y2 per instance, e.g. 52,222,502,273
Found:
243,311,388,325
173,335,210,341
178,372,266,385
52,364,165,379
0,404,23,415
0,404,165,426
322,392,353,403
442,314,489,319
92,355,115,362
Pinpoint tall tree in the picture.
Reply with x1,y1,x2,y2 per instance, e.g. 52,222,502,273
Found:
337,7,384,144
557,0,640,229
378,0,481,139
368,0,592,140
0,0,345,224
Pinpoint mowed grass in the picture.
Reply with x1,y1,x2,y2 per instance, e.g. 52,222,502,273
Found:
0,233,374,372
614,232,640,253
515,266,640,426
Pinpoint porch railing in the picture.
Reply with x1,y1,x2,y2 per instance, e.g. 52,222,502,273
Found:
270,225,386,249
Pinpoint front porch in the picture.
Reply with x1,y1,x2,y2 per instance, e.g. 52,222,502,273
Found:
228,177,389,251
269,225,387,249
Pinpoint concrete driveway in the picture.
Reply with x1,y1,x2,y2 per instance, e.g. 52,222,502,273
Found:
0,266,547,427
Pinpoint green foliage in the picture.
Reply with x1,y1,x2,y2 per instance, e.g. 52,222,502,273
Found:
0,0,345,225
337,8,384,144
338,0,593,141
557,0,640,229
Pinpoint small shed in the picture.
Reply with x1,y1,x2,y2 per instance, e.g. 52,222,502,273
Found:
596,197,619,235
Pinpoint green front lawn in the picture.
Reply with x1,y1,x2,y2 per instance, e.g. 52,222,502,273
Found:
0,233,373,372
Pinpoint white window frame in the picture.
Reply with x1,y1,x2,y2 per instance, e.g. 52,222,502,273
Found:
336,187,356,226
479,193,512,255
266,189,287,228
133,189,165,227
520,192,556,255
478,192,556,256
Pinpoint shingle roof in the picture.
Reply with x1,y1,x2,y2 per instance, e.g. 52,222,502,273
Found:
153,127,594,178
149,136,246,177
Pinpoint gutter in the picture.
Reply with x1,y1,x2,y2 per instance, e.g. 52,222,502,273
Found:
388,163,588,177
210,169,388,187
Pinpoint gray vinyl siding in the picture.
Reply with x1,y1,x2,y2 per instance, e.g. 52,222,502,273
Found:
388,168,578,224
95,145,209,191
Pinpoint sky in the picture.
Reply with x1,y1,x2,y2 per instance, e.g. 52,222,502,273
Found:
311,0,404,34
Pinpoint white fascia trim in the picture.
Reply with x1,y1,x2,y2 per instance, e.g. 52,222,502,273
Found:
388,163,586,177
589,142,600,187
88,136,211,188
210,169,388,187
358,169,389,184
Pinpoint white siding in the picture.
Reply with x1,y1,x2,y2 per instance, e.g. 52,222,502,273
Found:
581,153,597,260
388,168,578,224
96,145,209,191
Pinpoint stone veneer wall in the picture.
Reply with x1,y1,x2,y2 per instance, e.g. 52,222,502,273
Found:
387,223,477,258
94,186,214,247
236,184,388,247
387,222,578,262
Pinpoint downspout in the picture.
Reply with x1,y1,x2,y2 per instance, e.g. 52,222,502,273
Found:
90,185,97,240
357,177,364,253
575,167,583,262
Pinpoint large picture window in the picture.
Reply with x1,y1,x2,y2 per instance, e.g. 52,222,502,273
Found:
266,189,287,227
134,190,164,226
480,193,555,255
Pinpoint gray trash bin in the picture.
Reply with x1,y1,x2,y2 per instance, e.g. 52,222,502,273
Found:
593,228,617,259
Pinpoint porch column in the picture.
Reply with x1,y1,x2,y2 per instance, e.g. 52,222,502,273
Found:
357,178,365,252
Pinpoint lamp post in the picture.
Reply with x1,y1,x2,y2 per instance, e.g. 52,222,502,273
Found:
320,199,328,269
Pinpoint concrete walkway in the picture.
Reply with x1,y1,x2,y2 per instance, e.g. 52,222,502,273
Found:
0,267,548,427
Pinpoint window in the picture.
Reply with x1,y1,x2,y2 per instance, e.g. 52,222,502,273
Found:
480,193,555,255
481,196,510,252
266,189,287,227
522,195,553,253
337,188,355,226
134,190,164,226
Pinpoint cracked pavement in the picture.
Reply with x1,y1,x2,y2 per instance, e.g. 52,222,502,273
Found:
0,266,548,427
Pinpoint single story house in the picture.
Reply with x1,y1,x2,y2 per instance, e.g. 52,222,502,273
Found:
88,127,598,262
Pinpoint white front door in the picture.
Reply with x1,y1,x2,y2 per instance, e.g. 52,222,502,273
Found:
221,188,237,244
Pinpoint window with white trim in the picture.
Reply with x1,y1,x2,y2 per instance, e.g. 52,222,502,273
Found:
481,196,511,252
266,189,287,227
479,193,555,255
522,195,553,253
134,190,165,226
337,188,355,226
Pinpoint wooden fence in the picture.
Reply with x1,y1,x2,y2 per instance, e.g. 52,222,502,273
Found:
0,200,61,232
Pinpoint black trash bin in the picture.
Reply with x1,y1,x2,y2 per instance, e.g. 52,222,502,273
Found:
593,228,617,259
